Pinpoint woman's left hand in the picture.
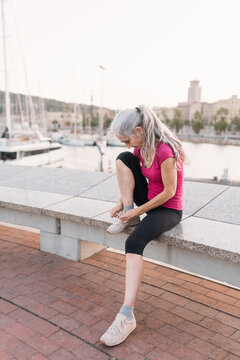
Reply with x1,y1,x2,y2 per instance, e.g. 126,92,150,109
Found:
119,208,140,223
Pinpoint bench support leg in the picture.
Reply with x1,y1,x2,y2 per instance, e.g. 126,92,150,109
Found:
40,230,106,261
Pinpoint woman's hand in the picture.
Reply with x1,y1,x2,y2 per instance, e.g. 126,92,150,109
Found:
109,202,123,218
119,208,140,223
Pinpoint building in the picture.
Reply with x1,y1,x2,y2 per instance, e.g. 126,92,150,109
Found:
178,80,203,121
187,80,201,103
201,95,240,123
154,81,240,124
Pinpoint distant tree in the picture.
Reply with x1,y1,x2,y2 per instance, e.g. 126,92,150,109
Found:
193,111,202,121
91,115,99,129
184,119,190,126
214,107,229,122
192,111,204,134
213,108,229,135
104,116,113,130
214,120,228,135
171,109,184,134
231,116,240,131
161,109,167,122
161,109,172,127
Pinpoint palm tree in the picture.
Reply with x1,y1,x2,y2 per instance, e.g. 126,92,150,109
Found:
214,107,229,122
231,116,240,132
192,111,204,134
171,109,184,134
161,109,171,126
214,108,229,135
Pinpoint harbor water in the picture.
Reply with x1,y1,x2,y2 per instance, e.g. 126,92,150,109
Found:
60,142,240,183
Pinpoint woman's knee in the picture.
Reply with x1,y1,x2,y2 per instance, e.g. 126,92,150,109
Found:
125,236,144,256
116,151,135,164
116,152,139,173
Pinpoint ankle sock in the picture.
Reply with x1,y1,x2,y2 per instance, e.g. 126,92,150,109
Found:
120,304,133,320
124,204,134,212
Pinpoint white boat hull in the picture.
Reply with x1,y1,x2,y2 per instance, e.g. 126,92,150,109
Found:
8,148,64,167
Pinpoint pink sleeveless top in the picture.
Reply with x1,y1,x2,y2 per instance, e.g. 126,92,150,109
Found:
133,142,184,210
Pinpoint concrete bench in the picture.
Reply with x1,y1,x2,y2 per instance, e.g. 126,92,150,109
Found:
0,163,239,288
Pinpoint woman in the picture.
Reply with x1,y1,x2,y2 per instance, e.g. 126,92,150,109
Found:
100,105,187,347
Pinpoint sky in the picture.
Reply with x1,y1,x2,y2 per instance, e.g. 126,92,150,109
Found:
0,0,240,110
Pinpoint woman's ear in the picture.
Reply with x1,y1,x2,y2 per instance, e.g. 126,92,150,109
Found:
134,126,143,137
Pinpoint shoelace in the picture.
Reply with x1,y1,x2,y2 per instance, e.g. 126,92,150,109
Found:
112,215,124,224
108,316,126,337
116,211,124,219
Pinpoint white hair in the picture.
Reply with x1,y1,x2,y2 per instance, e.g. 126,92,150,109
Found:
111,104,188,169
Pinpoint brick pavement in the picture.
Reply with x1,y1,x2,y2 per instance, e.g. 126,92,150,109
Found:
0,224,239,360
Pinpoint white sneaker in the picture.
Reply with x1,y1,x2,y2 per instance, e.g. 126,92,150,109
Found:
107,215,140,234
100,313,136,346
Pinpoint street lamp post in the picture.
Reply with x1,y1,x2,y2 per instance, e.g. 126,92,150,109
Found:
98,65,106,172
1,0,11,137
99,65,106,141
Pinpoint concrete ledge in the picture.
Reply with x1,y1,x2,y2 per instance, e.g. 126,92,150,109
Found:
143,239,240,287
0,207,58,233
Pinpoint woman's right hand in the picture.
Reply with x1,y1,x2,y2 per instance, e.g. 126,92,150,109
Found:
109,202,123,218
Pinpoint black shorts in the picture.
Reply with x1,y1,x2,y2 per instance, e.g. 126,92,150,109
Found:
117,151,182,255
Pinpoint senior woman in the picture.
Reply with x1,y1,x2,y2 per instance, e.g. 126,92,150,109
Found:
100,105,187,346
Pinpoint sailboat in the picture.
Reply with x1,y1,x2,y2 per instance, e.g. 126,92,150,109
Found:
58,104,85,146
58,103,97,147
0,0,64,167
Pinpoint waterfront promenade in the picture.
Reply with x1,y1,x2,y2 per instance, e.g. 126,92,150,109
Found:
0,224,240,360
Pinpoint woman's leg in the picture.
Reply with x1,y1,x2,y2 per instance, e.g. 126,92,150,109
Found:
100,153,148,346
121,207,182,311
122,208,182,310
123,253,144,307
125,206,183,256
100,254,144,347
116,152,147,309
101,207,182,346
107,152,148,233
116,152,148,207
116,158,135,207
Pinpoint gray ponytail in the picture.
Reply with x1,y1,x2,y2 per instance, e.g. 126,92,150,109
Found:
111,104,188,169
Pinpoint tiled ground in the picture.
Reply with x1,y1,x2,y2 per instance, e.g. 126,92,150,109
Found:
0,225,240,360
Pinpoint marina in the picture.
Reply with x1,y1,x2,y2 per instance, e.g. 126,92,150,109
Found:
0,0,64,168
58,141,240,184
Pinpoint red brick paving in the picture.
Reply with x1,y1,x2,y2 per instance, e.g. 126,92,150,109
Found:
0,224,240,360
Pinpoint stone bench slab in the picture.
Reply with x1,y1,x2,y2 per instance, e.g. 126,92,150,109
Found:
195,186,240,225
0,164,111,196
0,186,71,213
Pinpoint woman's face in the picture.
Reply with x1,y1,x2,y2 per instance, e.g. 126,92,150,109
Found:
116,127,143,149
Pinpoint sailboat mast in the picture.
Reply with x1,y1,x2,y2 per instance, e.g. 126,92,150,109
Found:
73,102,77,134
73,68,77,135
1,0,11,136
